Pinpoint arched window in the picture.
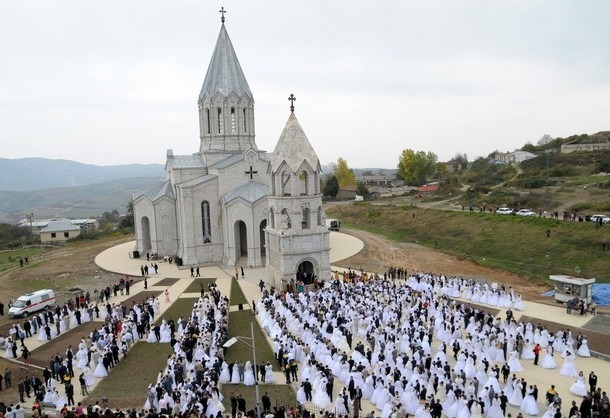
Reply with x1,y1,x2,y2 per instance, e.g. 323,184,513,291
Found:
230,107,236,133
269,208,275,229
270,173,276,196
299,170,309,195
281,172,291,196
243,108,247,133
317,206,323,226
281,208,291,229
205,108,211,134
301,206,310,230
217,108,223,133
201,201,212,243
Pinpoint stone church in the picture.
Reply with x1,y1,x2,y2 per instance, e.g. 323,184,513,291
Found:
132,15,330,282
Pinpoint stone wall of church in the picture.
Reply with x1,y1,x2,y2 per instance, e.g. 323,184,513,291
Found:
212,153,270,198
168,166,209,186
222,198,268,268
133,196,178,257
266,230,331,282
265,192,331,282
176,183,222,266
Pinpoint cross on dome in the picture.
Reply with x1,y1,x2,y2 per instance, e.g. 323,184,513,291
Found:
288,94,296,113
219,7,227,24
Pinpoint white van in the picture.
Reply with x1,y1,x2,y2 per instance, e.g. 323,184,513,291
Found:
9,289,56,318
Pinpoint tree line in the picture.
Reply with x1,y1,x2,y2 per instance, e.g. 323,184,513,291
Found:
322,151,469,198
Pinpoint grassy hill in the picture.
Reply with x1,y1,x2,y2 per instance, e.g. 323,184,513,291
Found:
327,203,610,283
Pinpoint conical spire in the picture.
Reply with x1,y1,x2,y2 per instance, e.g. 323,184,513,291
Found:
199,24,253,102
270,112,320,174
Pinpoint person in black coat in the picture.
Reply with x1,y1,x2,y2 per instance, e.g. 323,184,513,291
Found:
499,391,508,416
262,393,271,412
430,398,443,418
18,378,26,403
302,379,312,401
580,396,593,418
589,372,598,394
23,320,32,337
230,393,237,417
237,394,246,414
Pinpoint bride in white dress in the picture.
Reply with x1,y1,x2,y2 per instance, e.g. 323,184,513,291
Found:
264,362,276,383
243,361,256,386
577,338,591,357
83,364,95,387
540,347,557,369
159,320,172,343
76,346,89,370
4,341,14,359
218,361,230,384
93,354,108,378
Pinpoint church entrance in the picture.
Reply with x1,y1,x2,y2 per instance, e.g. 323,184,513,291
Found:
296,260,315,285
259,219,267,265
234,221,248,262
140,216,151,252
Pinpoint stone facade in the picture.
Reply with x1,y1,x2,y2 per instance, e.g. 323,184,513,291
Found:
132,19,330,281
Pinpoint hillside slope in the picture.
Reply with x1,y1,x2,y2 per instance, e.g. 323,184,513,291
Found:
0,177,163,223
0,158,163,191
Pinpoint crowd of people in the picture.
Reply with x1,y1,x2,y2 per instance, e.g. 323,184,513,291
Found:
142,283,231,417
253,270,606,418
1,267,608,418
1,282,134,365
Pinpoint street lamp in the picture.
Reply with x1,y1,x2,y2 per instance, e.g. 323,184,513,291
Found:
223,322,261,418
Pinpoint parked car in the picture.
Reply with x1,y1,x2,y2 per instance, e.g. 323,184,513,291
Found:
516,209,536,217
496,207,514,215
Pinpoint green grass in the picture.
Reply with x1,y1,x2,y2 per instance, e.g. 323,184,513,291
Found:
563,174,610,186
220,384,297,413
183,278,217,293
87,342,172,408
0,247,52,273
230,277,249,306
225,310,275,365
328,204,610,282
156,297,199,323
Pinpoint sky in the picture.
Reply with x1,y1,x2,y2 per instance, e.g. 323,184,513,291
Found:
1,1,609,169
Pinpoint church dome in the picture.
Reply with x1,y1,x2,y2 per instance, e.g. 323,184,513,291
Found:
270,112,320,174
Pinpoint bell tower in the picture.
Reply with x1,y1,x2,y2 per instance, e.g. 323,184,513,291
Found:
266,95,331,282
198,9,256,165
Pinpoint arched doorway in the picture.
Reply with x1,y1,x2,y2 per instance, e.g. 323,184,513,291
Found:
141,216,151,252
259,219,267,265
234,220,248,261
297,260,315,285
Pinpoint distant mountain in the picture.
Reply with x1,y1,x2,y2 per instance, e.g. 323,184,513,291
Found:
0,177,164,224
0,158,164,191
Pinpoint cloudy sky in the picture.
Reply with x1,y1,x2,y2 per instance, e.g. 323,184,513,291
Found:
1,1,609,169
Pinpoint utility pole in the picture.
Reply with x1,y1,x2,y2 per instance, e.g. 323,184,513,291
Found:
545,150,554,183
27,213,34,244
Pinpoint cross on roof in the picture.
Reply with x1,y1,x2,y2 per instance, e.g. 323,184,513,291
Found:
288,94,296,113
245,165,258,180
219,7,227,24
